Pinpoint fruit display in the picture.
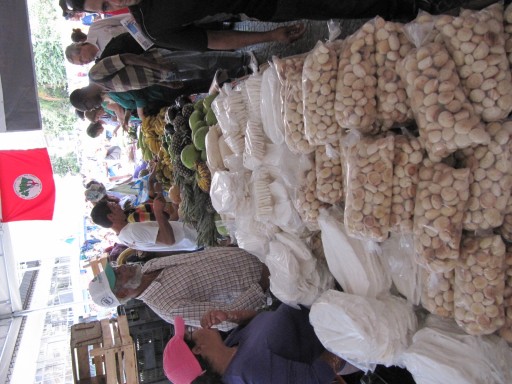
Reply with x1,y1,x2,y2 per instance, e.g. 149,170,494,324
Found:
138,93,222,246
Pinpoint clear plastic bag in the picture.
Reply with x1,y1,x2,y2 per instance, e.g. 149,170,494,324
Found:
402,315,512,384
454,235,506,335
342,134,394,242
209,170,247,216
412,163,470,273
243,120,268,171
267,232,334,308
374,18,414,130
302,21,341,145
205,125,225,173
335,19,378,133
506,3,512,68
456,121,512,231
498,242,512,342
440,3,512,122
379,234,421,305
310,290,417,370
420,267,454,318
390,134,424,234
293,157,330,231
315,142,344,205
260,63,285,145
273,54,314,155
318,206,392,298
397,41,489,161
243,72,262,124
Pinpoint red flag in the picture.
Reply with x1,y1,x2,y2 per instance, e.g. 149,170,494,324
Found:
0,148,56,222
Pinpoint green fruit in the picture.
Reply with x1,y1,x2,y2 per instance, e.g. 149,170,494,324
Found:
201,149,207,161
189,110,204,129
205,109,217,126
193,126,209,151
191,119,207,134
203,94,217,110
180,144,201,170
193,100,205,113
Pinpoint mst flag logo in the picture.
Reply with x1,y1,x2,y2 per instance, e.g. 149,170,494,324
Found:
0,148,56,222
14,174,43,199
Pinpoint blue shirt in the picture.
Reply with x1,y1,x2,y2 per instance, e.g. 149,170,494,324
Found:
223,305,335,384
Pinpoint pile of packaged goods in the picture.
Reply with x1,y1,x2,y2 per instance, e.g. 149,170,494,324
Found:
205,3,512,380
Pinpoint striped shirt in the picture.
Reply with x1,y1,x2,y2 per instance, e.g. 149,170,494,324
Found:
138,247,267,331
89,48,249,92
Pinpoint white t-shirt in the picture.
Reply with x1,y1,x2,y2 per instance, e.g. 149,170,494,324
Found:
86,15,129,56
117,221,198,252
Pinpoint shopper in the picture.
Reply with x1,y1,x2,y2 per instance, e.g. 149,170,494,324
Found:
87,247,270,330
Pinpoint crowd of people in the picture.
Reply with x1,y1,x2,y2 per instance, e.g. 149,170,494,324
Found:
59,0,496,383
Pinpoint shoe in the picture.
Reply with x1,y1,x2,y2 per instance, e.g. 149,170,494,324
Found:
417,0,500,15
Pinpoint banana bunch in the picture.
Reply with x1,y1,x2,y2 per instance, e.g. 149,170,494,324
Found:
137,125,154,161
195,160,211,193
141,112,166,156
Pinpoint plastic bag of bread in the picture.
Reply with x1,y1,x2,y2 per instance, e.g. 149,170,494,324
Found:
315,141,344,205
439,3,512,122
293,156,330,231
335,19,378,133
375,18,414,129
420,267,454,318
390,133,424,234
506,3,512,68
273,54,314,155
456,121,512,231
342,134,394,242
397,41,490,161
498,243,512,342
454,235,506,335
413,162,470,273
303,21,341,145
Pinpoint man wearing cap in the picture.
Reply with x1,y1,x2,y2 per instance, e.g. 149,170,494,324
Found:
90,195,199,252
88,247,270,331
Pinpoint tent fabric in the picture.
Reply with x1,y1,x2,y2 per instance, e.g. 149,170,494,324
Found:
0,0,41,132
0,148,56,222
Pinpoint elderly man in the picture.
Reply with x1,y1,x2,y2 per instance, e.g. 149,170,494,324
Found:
90,195,198,252
88,247,270,330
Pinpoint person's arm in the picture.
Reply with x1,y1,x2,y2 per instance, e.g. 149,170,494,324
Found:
153,194,176,245
201,309,258,328
206,23,306,50
136,107,146,120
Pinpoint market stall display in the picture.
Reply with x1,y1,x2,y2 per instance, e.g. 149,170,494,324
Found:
132,2,512,381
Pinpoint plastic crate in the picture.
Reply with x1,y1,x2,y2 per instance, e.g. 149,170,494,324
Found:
122,301,175,384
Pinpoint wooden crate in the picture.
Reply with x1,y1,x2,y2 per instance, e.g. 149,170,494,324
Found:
71,315,139,384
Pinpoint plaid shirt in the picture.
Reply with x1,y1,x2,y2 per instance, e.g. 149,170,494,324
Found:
138,247,267,331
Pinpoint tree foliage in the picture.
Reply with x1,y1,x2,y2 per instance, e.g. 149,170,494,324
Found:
50,153,80,176
28,0,75,139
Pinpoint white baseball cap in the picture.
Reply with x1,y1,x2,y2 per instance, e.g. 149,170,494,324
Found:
88,263,120,308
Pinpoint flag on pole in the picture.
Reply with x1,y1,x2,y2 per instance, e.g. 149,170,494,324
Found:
0,148,56,222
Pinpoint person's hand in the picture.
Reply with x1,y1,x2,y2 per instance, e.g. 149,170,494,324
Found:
201,310,229,328
152,194,167,213
273,23,306,44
